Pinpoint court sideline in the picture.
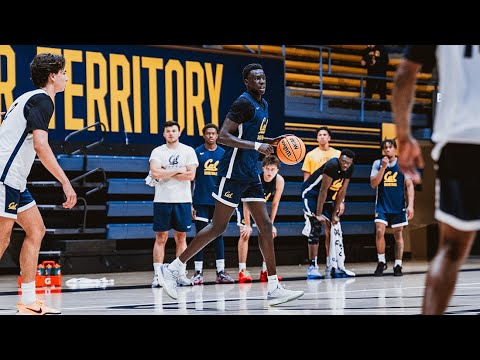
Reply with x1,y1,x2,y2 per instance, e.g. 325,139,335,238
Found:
1,258,480,315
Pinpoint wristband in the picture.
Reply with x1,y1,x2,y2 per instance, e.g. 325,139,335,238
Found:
254,142,262,151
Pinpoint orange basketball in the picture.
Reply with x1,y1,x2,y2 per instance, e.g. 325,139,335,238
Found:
276,135,306,165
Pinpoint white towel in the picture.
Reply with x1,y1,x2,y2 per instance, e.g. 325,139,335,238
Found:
145,172,158,187
65,277,115,289
302,213,311,237
329,222,356,276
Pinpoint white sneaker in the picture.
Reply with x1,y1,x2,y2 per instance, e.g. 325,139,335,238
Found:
267,283,304,306
152,271,164,288
160,264,181,299
177,271,192,286
325,266,333,279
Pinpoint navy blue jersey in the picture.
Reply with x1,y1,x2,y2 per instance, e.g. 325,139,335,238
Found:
192,144,225,206
261,172,277,202
371,158,406,213
301,157,354,202
217,92,268,181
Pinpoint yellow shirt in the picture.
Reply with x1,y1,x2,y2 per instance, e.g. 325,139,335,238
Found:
301,147,341,175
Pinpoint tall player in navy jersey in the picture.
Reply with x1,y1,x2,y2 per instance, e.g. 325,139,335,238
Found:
161,63,304,306
370,139,414,277
393,45,480,314
0,53,77,315
191,123,234,285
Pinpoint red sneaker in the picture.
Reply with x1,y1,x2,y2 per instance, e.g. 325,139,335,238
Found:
238,269,253,283
259,270,282,282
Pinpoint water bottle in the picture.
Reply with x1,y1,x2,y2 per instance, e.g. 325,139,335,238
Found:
45,263,52,276
37,264,45,276
53,264,62,276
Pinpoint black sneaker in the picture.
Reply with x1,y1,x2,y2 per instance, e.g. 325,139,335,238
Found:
393,265,403,276
374,262,387,276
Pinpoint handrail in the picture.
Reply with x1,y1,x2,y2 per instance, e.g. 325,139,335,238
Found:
63,121,106,156
70,167,107,196
76,197,88,233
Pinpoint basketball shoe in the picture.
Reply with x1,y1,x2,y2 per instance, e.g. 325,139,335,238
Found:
177,270,192,286
191,271,204,285
267,283,304,306
238,269,253,283
160,264,181,299
307,265,323,279
216,271,235,284
259,270,282,282
17,299,61,315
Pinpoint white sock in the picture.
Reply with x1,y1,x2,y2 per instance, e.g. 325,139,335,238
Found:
153,262,163,275
378,253,386,263
216,259,225,273
194,261,203,273
395,259,402,267
267,275,279,293
239,263,247,272
325,257,330,267
168,258,186,273
262,261,267,272
21,281,36,305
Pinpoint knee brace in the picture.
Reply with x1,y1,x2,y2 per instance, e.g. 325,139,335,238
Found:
307,216,322,245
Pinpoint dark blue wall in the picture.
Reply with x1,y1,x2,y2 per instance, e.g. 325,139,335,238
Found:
0,45,285,149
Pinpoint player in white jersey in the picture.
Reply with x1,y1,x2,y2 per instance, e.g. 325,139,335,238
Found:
149,120,198,288
0,53,77,315
393,45,480,314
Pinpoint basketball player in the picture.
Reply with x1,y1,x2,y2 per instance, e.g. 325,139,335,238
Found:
190,123,234,285
236,154,285,282
302,126,341,279
301,149,356,278
370,138,415,277
160,63,304,306
149,121,198,288
0,53,77,315
393,45,480,314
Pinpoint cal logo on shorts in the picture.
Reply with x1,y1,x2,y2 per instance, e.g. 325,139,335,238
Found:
8,202,18,211
224,191,234,199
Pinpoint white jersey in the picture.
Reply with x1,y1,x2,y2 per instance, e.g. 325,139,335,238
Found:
149,142,198,203
406,45,480,160
0,89,53,191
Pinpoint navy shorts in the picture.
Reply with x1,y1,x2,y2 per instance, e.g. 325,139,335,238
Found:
0,184,36,219
212,177,265,208
234,204,257,227
302,196,334,221
436,143,480,231
374,211,408,228
153,202,192,232
193,204,215,223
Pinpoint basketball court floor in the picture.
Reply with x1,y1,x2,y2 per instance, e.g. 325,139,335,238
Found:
1,258,480,315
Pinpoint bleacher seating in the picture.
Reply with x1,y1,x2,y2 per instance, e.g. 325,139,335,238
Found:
38,154,376,246
222,44,436,106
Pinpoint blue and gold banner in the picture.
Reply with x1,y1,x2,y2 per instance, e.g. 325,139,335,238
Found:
0,45,285,148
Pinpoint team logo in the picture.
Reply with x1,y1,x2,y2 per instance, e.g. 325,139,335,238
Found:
204,159,219,175
8,202,18,211
383,171,398,187
257,118,268,140
168,154,179,166
224,191,233,199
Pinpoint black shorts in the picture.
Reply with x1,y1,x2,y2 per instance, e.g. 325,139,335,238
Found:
436,143,480,231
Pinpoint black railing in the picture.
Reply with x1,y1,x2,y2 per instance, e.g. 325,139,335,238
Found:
63,121,106,156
